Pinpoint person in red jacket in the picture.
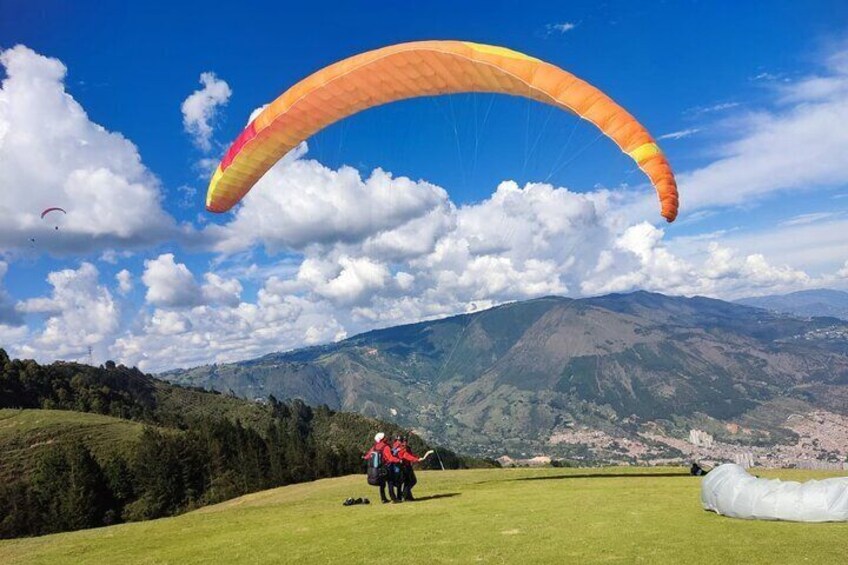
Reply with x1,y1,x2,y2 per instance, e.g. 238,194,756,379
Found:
363,432,403,503
394,436,433,501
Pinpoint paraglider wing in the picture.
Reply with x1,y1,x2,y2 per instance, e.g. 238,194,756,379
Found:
40,207,67,219
702,464,848,522
206,41,678,222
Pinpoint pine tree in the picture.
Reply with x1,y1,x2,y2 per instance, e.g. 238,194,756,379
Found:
61,440,116,530
103,456,135,507
0,480,38,538
129,428,187,519
29,441,116,534
30,444,70,533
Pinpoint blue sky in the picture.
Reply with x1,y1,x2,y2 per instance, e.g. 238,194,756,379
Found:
2,1,848,371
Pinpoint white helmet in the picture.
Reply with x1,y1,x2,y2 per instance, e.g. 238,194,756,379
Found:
374,432,385,443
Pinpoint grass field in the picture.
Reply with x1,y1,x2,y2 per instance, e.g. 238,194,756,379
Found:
1,466,847,564
0,409,147,480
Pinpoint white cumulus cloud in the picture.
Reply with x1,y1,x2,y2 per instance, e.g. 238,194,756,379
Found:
580,224,812,299
115,269,133,295
209,157,451,254
142,253,202,308
181,72,232,152
14,263,120,363
201,273,243,307
111,272,346,372
0,45,183,255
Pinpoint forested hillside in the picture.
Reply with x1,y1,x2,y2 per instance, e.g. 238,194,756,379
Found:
0,350,484,539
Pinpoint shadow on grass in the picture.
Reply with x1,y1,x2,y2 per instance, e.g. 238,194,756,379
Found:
514,472,691,482
412,493,461,502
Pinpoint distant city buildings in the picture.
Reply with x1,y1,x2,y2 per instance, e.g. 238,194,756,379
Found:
536,411,848,469
688,429,714,448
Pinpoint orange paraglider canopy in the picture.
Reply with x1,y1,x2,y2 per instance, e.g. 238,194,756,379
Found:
206,41,678,222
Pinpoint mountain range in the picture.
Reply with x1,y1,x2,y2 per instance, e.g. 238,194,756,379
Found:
736,288,848,321
162,291,848,464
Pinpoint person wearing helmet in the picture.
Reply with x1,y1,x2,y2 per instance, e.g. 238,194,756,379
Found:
363,432,402,503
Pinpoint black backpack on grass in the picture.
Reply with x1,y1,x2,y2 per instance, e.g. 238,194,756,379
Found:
690,462,709,476
366,450,388,486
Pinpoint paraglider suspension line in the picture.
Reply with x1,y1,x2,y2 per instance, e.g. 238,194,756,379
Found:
435,449,446,471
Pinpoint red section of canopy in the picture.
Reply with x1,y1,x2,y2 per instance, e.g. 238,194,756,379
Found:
40,207,66,219
221,122,257,171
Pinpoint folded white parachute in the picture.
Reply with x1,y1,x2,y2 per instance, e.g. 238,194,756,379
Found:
701,463,848,522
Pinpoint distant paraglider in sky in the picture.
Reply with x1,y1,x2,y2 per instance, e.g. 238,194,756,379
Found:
206,40,679,222
40,207,66,230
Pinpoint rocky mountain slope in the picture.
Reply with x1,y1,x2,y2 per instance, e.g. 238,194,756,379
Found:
162,292,848,464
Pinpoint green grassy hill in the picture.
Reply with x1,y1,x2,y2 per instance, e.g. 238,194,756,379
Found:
0,409,148,481
2,466,847,564
2,353,489,540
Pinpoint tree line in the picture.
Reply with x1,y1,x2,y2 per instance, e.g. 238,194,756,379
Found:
0,350,491,539
1,400,362,538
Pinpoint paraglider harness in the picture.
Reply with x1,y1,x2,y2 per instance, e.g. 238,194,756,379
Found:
366,448,389,486
390,444,404,483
